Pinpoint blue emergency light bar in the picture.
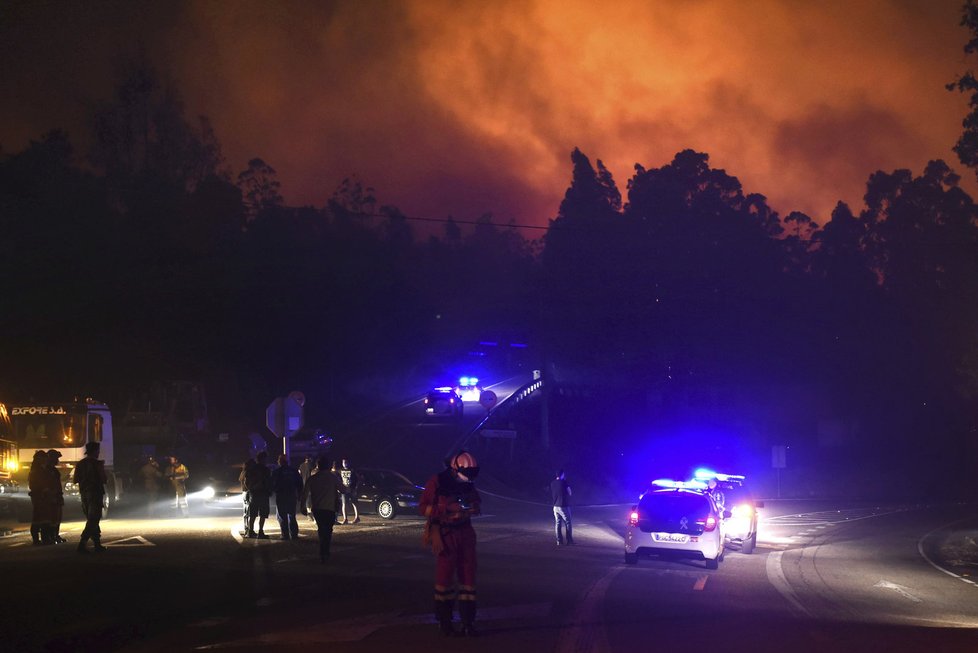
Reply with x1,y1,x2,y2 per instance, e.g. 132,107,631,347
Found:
693,468,746,483
652,478,708,490
458,376,479,387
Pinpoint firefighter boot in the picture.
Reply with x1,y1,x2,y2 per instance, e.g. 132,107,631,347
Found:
30,524,40,545
93,537,106,553
459,601,478,637
435,600,456,636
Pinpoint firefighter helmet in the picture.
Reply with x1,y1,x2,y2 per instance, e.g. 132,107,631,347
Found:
452,451,480,481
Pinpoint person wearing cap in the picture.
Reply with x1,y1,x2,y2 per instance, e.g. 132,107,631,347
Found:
73,442,107,553
46,450,66,543
28,450,55,545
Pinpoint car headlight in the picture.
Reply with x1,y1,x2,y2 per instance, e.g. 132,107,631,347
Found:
730,504,754,519
201,486,216,499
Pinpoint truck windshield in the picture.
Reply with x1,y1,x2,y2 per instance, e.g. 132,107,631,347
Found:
9,406,88,449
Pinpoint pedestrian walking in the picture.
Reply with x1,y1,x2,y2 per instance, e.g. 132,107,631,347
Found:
73,442,107,553
165,455,190,517
239,458,255,535
28,450,55,545
419,450,482,637
139,456,163,517
298,455,315,520
244,451,272,538
46,450,66,543
338,458,360,524
300,454,341,563
271,454,303,539
551,469,574,546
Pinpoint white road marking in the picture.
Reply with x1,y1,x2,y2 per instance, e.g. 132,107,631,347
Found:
874,579,922,603
765,550,812,617
103,535,155,547
554,566,622,653
917,517,978,588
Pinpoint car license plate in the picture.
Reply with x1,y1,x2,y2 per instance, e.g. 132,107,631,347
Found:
652,532,689,543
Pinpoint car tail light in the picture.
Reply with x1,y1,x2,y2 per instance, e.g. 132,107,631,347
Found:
629,508,639,526
698,514,717,531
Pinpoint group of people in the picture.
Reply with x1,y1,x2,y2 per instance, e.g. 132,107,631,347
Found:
237,453,361,542
27,440,574,639
137,454,190,517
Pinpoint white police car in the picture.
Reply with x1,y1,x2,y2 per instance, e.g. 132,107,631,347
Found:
624,479,725,569
693,469,763,555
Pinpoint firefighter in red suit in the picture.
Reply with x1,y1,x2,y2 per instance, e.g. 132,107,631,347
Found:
420,451,481,637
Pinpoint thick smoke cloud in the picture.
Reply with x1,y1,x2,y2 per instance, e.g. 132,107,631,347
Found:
1,0,972,225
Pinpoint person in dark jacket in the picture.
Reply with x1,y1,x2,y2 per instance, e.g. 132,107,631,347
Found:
300,455,341,563
271,454,303,540
47,450,66,543
139,456,163,517
550,469,574,546
244,451,272,538
28,450,55,545
73,441,107,553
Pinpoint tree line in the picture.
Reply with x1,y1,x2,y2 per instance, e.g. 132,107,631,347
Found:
3,6,978,478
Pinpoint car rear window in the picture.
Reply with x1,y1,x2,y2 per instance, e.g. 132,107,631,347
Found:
636,490,713,535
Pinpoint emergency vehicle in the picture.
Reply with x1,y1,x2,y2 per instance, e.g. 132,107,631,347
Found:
8,399,123,515
625,478,726,569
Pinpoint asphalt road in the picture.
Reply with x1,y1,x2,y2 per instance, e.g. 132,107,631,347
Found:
3,379,978,652
2,493,978,653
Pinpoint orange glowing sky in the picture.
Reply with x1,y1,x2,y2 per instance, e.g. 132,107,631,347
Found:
2,0,975,227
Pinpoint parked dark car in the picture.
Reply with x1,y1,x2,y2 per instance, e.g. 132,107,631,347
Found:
354,468,424,519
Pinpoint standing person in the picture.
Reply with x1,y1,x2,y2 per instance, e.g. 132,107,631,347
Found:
338,458,360,524
551,469,574,546
46,450,66,543
139,456,163,517
297,455,315,520
28,450,54,545
239,458,256,536
271,454,303,540
73,442,107,553
244,451,272,538
419,451,482,637
300,454,341,563
165,455,190,517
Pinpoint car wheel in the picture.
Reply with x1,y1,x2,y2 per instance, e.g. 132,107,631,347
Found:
718,548,725,562
377,498,397,520
742,533,755,555
624,551,638,565
706,557,719,570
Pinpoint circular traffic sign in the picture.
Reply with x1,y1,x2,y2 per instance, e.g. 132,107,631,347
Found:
479,390,497,410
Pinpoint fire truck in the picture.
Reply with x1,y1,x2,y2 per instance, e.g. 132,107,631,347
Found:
8,399,122,515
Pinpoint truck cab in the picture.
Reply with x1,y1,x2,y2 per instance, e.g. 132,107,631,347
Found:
8,399,120,513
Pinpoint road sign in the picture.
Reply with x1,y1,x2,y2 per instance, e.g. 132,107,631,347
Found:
479,390,498,410
266,395,304,438
288,390,306,408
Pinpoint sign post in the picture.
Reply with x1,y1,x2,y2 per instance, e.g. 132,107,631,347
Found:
266,393,305,458
772,445,787,499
